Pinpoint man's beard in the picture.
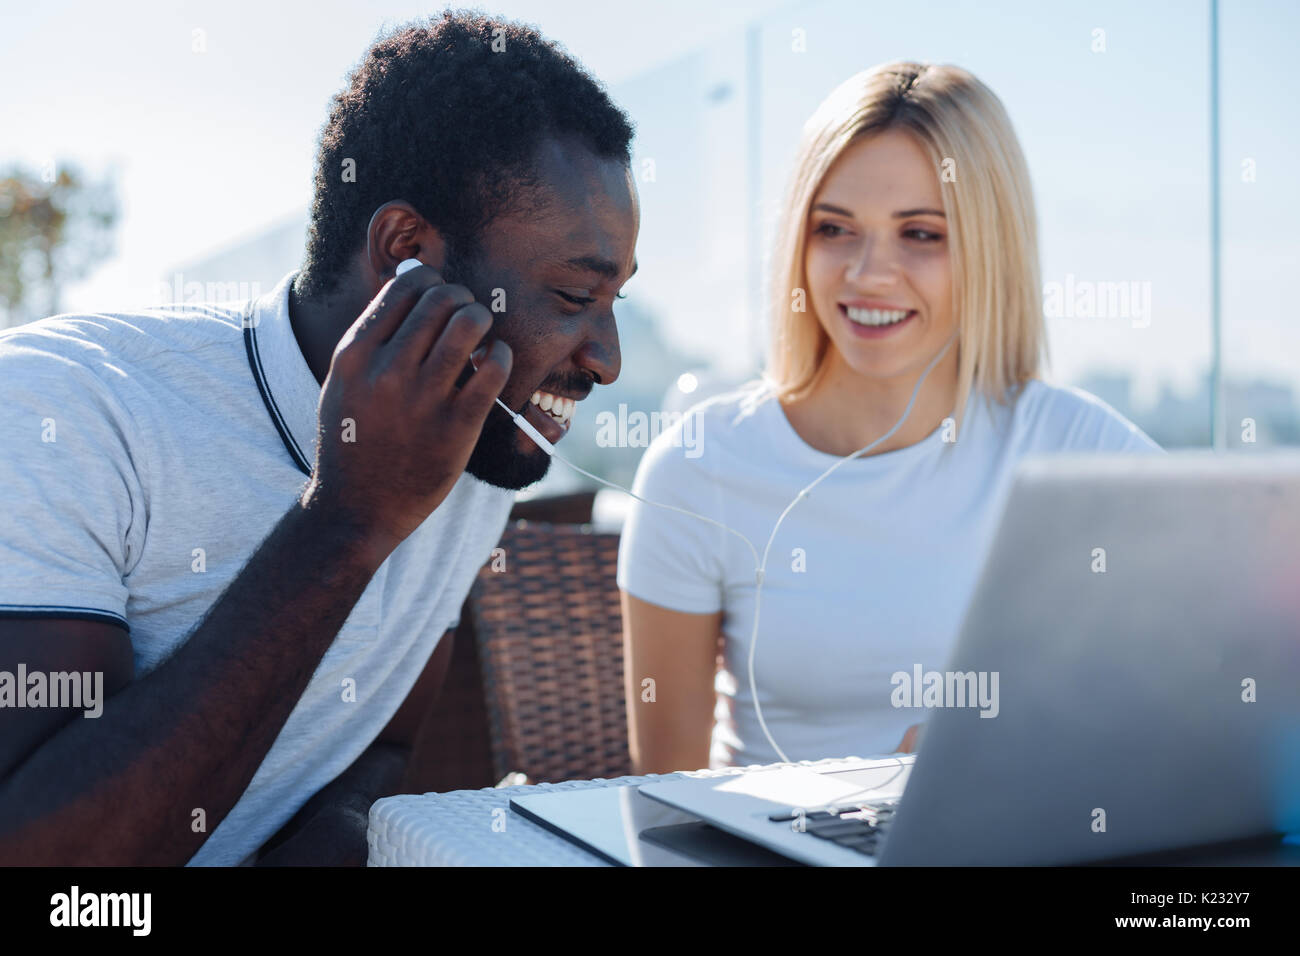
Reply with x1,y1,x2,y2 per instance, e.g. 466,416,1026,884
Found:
464,401,552,490
442,245,552,491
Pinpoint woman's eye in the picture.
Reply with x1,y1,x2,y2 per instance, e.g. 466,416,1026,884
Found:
814,222,847,238
906,229,944,242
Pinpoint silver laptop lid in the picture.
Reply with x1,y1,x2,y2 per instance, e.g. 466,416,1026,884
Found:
881,452,1300,865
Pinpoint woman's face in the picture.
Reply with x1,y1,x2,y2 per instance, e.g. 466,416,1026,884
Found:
803,128,955,385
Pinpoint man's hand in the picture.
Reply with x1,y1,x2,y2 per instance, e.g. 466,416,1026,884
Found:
255,742,409,866
306,265,512,558
254,804,370,867
895,723,924,754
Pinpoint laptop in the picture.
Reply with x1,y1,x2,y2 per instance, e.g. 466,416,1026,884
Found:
509,784,801,866
634,453,1300,865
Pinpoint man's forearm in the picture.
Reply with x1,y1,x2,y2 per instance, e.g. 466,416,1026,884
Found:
0,498,389,865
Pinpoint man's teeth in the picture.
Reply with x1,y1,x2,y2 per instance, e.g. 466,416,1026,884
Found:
846,306,912,326
530,390,575,425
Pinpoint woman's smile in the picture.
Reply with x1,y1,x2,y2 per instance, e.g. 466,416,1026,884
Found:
840,302,919,338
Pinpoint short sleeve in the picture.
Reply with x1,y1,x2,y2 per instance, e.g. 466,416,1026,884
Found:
0,335,147,629
616,410,726,614
1023,383,1164,456
1104,420,1162,453
1070,388,1163,454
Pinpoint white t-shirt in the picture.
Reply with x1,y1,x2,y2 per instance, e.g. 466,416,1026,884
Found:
0,270,515,865
616,378,1161,768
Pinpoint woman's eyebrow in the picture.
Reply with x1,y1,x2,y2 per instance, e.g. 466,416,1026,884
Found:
810,202,946,219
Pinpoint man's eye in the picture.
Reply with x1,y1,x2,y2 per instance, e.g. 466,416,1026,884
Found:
555,290,596,306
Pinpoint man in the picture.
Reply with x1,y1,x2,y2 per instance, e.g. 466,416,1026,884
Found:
0,11,639,865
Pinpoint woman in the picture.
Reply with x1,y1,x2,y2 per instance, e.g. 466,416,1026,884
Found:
616,61,1160,774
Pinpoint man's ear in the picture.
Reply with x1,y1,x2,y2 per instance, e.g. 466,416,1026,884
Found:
364,200,449,280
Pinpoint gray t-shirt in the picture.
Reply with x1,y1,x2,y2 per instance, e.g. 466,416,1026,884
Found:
0,270,515,865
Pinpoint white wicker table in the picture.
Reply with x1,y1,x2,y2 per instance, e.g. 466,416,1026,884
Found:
368,758,860,866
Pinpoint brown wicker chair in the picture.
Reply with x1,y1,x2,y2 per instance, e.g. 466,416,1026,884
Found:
399,613,498,795
401,493,599,794
469,519,632,784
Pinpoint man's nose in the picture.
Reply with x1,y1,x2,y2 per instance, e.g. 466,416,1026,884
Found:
576,312,621,387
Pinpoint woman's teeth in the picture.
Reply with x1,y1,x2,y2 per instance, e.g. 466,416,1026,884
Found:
530,390,575,426
846,306,912,326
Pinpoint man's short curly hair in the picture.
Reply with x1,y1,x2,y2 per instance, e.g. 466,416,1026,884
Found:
296,9,634,300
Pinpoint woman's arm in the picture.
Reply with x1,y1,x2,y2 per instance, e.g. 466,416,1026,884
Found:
621,591,722,775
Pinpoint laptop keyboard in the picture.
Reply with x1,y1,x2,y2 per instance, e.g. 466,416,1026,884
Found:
767,798,900,857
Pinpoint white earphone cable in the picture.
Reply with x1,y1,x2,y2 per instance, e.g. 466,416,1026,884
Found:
395,257,956,763
539,331,957,764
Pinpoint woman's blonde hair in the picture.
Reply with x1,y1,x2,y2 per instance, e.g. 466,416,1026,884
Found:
765,61,1047,431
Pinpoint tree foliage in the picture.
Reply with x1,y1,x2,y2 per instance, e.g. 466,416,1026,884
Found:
0,164,118,328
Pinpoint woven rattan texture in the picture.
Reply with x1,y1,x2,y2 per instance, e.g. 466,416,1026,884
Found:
471,521,631,783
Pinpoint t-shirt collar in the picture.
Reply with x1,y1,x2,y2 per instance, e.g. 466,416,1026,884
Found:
243,270,320,477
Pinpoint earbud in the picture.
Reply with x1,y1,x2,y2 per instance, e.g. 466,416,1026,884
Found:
390,255,550,451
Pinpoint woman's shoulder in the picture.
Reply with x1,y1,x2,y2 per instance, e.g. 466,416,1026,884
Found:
630,378,776,490
1003,378,1162,454
683,377,778,427
649,378,776,451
